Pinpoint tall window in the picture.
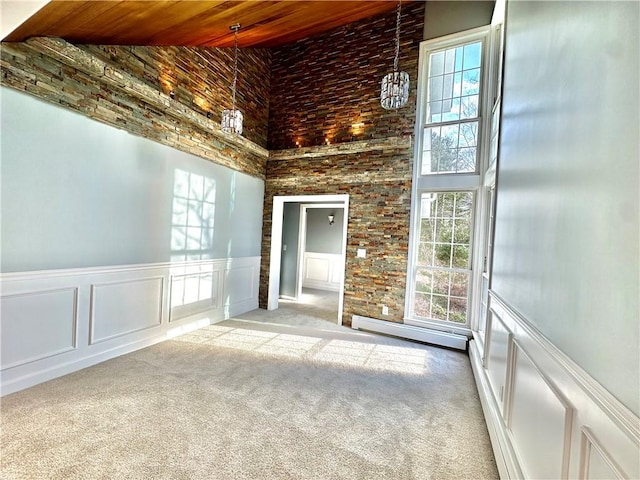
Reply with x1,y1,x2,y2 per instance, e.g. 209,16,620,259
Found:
407,27,491,333
423,41,482,175
415,191,474,323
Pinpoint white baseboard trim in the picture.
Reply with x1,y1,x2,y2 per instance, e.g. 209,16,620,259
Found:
351,315,467,350
0,332,166,396
469,339,523,480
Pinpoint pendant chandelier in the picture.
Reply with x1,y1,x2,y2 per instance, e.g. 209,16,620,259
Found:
380,0,409,110
221,23,243,135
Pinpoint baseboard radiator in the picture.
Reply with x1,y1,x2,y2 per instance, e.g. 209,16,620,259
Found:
351,315,467,350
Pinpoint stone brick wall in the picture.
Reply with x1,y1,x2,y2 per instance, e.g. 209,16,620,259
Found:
260,5,424,326
1,39,271,178
268,1,425,150
84,45,271,148
261,141,414,326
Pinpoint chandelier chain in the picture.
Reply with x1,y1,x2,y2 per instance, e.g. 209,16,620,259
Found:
380,0,408,110
393,0,402,72
231,25,239,112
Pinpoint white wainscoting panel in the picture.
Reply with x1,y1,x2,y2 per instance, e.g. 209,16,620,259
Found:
485,310,511,413
169,265,222,323
90,277,164,344
223,258,260,317
307,257,329,282
224,267,253,303
580,427,626,480
507,342,573,480
470,292,640,480
302,252,342,292
0,256,260,396
0,287,78,369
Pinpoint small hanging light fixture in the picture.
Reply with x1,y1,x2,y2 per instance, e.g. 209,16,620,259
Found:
380,0,409,110
221,23,243,135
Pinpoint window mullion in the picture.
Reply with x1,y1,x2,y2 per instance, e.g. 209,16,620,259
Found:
425,116,480,129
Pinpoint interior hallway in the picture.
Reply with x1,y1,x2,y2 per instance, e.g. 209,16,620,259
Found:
236,288,341,328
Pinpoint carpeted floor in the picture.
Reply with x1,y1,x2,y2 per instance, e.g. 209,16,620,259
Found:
274,288,341,324
0,303,498,480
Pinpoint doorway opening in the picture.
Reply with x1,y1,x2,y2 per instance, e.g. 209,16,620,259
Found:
268,195,349,325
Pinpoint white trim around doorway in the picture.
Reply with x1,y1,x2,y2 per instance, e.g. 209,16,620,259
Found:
268,194,349,325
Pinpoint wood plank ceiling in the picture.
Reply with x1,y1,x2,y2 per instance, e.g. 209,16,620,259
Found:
4,0,412,47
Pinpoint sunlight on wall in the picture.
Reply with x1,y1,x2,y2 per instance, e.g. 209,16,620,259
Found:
174,325,431,375
170,169,217,308
226,173,237,259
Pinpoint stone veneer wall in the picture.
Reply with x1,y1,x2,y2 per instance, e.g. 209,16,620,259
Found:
262,142,413,326
268,1,425,150
83,44,270,147
1,39,271,178
260,3,425,326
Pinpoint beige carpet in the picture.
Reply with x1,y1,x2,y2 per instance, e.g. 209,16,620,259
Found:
1,315,498,480
275,288,341,324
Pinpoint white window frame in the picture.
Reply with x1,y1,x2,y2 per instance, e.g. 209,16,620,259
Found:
405,26,497,337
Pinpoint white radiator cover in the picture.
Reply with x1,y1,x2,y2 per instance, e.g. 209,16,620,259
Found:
351,315,467,351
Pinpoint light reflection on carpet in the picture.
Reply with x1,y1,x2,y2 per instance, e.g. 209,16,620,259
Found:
174,324,430,375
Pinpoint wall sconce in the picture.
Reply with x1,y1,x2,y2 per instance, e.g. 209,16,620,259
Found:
328,214,335,226
351,122,365,136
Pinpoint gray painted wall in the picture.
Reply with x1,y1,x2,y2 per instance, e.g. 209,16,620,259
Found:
493,1,639,415
279,202,301,297
423,1,495,40
1,87,264,272
305,208,344,255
